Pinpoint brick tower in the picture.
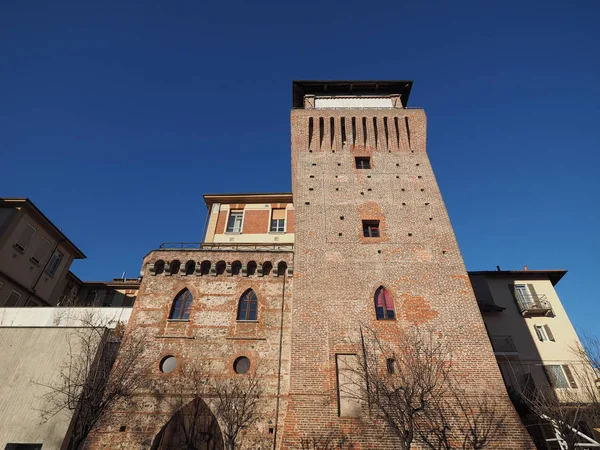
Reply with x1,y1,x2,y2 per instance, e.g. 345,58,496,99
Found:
281,81,534,448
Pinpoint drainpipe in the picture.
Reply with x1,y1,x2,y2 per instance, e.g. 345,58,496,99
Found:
272,266,287,450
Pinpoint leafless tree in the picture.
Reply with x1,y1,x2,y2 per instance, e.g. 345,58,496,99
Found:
210,370,263,450
508,332,600,450
38,312,149,450
299,429,352,450
347,326,453,450
418,392,506,450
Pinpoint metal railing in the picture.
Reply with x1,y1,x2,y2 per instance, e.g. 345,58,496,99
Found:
515,293,553,315
490,335,518,354
158,242,294,251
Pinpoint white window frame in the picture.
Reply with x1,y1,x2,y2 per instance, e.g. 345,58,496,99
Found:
46,251,64,277
535,325,549,342
226,210,244,233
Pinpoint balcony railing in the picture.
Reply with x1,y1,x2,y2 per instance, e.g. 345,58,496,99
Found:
158,242,294,251
515,293,553,316
490,335,518,355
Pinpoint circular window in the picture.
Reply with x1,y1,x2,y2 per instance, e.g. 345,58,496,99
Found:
233,356,250,374
159,355,177,373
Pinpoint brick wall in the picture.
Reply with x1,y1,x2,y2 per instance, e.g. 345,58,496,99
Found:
243,209,270,234
86,249,293,449
281,107,535,449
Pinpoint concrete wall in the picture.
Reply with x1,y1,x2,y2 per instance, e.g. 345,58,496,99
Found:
0,327,99,450
0,307,132,327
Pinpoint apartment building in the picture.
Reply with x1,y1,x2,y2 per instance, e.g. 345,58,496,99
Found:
0,198,86,306
86,81,535,449
470,268,599,448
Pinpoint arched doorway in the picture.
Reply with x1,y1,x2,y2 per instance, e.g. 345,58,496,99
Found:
151,398,224,450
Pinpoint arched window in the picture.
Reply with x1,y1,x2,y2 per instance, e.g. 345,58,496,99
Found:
237,289,258,321
169,289,193,320
375,286,395,320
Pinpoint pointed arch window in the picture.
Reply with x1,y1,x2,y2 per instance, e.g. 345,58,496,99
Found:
237,289,258,321
169,289,193,320
375,286,395,320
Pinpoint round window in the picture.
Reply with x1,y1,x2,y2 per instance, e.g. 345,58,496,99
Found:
233,356,250,374
160,355,177,373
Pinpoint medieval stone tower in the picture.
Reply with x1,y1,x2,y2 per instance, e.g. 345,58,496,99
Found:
280,81,534,448
86,81,535,450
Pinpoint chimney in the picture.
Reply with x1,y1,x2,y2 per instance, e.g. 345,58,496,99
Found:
496,265,501,271
524,265,529,271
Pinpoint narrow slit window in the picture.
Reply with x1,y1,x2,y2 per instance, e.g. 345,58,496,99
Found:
351,117,356,145
330,117,335,148
394,117,400,148
341,117,347,145
362,220,380,238
383,117,389,149
319,117,324,148
373,117,378,148
362,117,367,146
237,289,258,321
405,117,411,146
308,117,314,149
375,286,395,320
355,157,371,170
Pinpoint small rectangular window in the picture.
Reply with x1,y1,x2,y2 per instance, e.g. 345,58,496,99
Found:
534,325,548,342
14,223,36,252
362,220,380,238
270,209,286,232
226,211,243,233
386,358,396,374
6,290,22,307
355,157,371,169
31,238,51,265
46,251,64,277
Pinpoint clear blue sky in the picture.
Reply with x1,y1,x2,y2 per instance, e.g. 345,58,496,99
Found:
1,1,598,331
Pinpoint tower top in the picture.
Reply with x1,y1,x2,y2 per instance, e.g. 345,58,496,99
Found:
292,80,413,108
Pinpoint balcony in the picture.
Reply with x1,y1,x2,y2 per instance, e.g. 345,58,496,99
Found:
515,293,553,316
158,242,294,252
490,335,518,357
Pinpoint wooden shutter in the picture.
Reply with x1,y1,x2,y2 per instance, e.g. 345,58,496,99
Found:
15,224,36,250
32,238,51,264
562,365,578,388
6,290,22,307
542,365,556,387
271,209,286,220
544,325,555,341
527,284,540,304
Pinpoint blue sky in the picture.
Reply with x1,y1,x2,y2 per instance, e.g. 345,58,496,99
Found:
1,1,598,331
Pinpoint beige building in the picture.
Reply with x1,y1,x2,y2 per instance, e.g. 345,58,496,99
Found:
63,271,140,307
470,268,599,448
0,198,86,307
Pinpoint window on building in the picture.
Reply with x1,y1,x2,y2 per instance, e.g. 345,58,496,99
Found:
386,358,396,374
169,289,193,320
355,156,371,169
362,220,380,238
5,290,22,307
544,365,577,389
31,238,51,265
226,210,243,233
270,209,286,232
45,251,64,277
374,286,395,320
336,354,361,417
534,325,555,342
14,223,36,252
237,289,258,321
